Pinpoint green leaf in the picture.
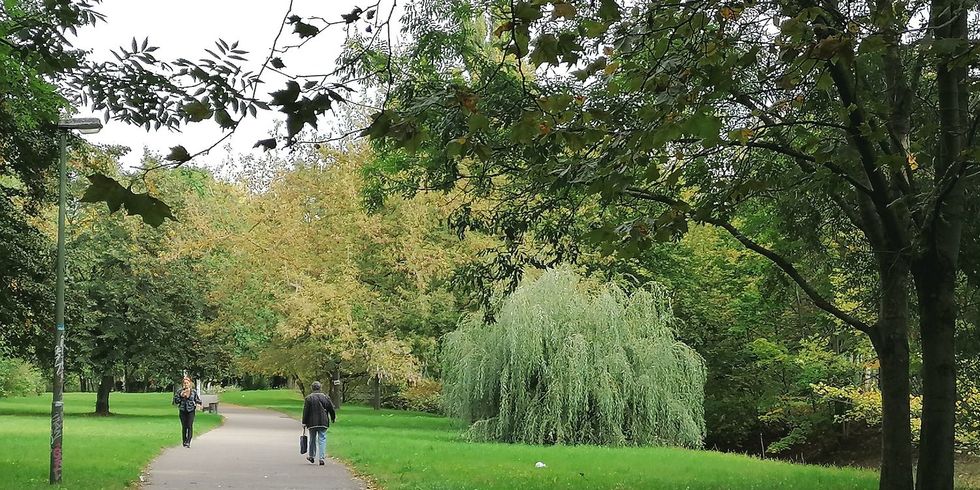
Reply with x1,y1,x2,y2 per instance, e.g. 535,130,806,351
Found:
512,112,541,143
857,35,887,55
293,21,320,39
78,175,176,227
181,100,212,122
581,20,608,38
166,145,192,163
513,2,543,22
598,0,622,23
285,113,305,137
253,138,277,151
446,137,466,158
685,113,723,144
270,81,301,106
530,34,560,67
214,108,235,129
341,7,363,23
467,112,491,133
511,25,532,57
361,111,394,139
79,174,128,213
124,192,177,227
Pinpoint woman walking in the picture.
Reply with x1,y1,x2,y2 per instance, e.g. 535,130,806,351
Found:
173,376,202,448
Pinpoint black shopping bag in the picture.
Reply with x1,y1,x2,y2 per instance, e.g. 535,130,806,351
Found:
300,428,308,454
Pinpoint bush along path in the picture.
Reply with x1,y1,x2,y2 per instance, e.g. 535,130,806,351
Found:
143,405,363,489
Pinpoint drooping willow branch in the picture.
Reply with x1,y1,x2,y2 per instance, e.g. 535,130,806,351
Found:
442,267,707,447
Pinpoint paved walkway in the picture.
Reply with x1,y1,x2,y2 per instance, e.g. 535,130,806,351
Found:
143,405,364,489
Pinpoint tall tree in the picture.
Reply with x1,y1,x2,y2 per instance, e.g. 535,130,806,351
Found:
170,147,481,398
67,154,216,414
352,1,978,488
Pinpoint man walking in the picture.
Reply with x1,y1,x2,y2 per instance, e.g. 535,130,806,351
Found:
302,381,336,465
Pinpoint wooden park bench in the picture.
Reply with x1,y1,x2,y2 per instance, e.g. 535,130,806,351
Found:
200,394,219,413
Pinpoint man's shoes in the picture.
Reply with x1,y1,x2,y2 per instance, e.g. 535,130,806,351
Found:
182,443,189,448
307,457,315,464
319,460,325,466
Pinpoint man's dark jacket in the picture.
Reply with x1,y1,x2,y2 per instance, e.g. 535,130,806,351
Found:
302,391,336,429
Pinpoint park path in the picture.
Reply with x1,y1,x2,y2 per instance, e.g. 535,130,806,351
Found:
142,405,364,489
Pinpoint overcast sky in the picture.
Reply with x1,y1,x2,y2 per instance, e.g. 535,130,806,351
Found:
73,0,395,168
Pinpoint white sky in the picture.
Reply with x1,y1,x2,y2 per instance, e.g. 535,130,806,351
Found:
73,0,397,168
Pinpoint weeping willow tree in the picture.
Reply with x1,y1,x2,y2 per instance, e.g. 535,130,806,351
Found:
442,268,706,447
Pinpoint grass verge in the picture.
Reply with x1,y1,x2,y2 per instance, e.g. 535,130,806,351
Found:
0,392,221,489
228,389,878,490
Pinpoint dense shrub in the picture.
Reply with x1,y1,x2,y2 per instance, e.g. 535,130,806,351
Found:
394,378,442,413
0,357,45,397
442,268,706,447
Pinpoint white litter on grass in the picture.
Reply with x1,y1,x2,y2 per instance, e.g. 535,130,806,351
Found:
535,462,547,468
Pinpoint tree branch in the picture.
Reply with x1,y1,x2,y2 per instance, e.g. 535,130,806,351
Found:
625,186,876,336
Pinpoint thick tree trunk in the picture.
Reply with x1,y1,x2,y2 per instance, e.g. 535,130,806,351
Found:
915,281,957,490
329,369,342,409
874,265,914,490
372,375,381,410
95,375,113,416
914,0,969,487
914,250,961,490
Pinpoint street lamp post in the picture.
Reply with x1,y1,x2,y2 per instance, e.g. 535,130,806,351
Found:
50,117,102,485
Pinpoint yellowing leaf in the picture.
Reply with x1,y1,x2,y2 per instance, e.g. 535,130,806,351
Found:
493,22,512,38
719,6,743,20
552,2,576,19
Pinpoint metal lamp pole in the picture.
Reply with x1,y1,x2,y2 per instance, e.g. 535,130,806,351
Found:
50,117,102,485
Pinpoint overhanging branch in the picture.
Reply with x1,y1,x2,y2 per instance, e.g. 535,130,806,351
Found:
625,186,876,336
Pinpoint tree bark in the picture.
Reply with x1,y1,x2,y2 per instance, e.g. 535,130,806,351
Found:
372,375,381,410
296,376,307,397
913,193,963,490
95,375,113,416
915,271,957,490
913,0,969,487
874,264,914,490
329,369,342,409
124,367,135,393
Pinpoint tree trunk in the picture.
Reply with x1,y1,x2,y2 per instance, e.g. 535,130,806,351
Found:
297,376,307,397
124,367,134,393
372,375,381,410
874,265,914,490
95,375,113,416
915,280,957,490
914,0,969,487
329,369,342,409
914,251,961,489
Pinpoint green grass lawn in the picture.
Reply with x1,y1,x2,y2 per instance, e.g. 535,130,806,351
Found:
0,392,221,489
227,389,879,490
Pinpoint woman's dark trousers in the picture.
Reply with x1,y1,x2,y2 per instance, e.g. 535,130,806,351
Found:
179,410,195,445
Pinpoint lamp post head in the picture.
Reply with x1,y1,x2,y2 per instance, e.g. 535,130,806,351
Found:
57,117,103,135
